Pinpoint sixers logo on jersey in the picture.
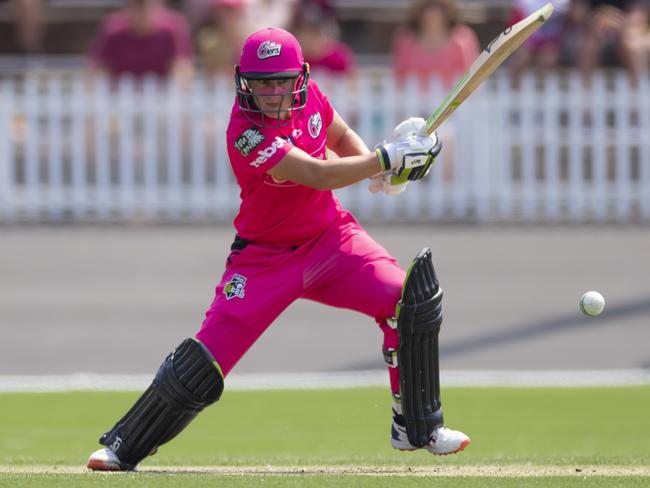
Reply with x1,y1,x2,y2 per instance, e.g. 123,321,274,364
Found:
257,41,282,59
308,112,322,138
223,274,247,300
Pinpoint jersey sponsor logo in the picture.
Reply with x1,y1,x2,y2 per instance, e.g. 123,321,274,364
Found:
250,136,288,168
223,274,247,300
234,128,265,157
308,112,322,138
257,41,282,59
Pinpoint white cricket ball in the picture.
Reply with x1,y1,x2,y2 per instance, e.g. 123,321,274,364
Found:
579,291,605,316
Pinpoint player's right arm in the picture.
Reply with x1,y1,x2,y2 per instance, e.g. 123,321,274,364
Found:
269,119,441,191
267,148,382,190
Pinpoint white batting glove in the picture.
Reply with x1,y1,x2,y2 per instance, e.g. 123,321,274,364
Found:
375,118,441,181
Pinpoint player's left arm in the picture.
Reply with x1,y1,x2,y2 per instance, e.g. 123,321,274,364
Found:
326,110,371,157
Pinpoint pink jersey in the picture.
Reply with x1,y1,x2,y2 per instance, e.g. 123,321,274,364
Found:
226,80,342,247
392,25,480,90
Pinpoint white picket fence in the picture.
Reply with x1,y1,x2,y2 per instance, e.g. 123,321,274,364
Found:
1,69,649,223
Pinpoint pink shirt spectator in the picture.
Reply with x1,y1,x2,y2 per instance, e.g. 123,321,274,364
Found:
392,24,479,89
305,40,356,74
90,7,192,79
226,79,341,247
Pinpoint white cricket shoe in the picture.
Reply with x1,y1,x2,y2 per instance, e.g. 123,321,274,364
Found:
391,418,471,455
87,447,132,471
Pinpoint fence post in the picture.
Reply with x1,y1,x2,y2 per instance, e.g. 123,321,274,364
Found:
590,72,608,222
23,75,41,221
614,72,631,222
117,76,136,220
165,79,182,220
189,77,207,220
142,76,159,220
70,76,87,220
45,75,64,220
0,79,16,222
520,72,536,222
567,71,584,222
496,73,513,221
640,73,650,220
92,76,111,220
213,75,231,220
543,72,560,222
472,79,491,223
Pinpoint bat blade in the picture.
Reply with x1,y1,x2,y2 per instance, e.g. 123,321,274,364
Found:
422,2,554,135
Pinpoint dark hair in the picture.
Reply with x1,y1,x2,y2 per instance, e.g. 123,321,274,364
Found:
407,0,458,34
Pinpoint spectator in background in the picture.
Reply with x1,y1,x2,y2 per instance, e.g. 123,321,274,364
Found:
507,0,570,75
291,0,356,75
621,0,650,81
10,0,44,53
391,0,480,90
89,0,193,84
195,0,247,76
245,0,297,32
581,0,650,82
578,0,632,77
554,0,593,68
508,0,648,83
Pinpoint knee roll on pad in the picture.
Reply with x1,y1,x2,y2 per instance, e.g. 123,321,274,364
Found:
99,338,224,469
396,248,444,448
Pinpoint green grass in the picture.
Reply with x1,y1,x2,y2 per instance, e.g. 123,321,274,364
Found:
1,386,649,486
1,475,649,488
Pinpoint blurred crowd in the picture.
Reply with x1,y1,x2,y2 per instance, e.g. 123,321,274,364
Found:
4,0,650,84
509,0,650,83
85,0,358,84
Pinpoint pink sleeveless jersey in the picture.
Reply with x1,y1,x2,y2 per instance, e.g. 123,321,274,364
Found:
226,80,342,247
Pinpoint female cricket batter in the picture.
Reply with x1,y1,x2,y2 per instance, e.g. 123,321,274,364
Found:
87,27,470,471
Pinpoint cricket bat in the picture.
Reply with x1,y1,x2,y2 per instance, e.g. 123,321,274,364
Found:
420,2,554,136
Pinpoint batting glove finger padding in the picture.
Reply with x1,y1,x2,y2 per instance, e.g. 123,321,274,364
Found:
376,131,442,180
392,117,427,140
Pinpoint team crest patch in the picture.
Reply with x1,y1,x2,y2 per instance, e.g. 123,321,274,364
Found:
223,274,247,300
257,41,282,59
308,112,322,138
234,129,265,157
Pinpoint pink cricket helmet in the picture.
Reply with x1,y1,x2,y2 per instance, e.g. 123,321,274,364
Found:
235,27,310,126
239,27,305,78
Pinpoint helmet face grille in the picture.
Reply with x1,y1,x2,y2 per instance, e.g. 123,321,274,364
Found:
235,64,310,128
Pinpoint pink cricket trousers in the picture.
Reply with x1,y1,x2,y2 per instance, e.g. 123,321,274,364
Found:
196,211,405,395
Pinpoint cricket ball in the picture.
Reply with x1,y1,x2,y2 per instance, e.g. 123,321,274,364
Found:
579,291,605,316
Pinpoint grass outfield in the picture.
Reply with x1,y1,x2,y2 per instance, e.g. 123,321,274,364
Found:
1,386,649,486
